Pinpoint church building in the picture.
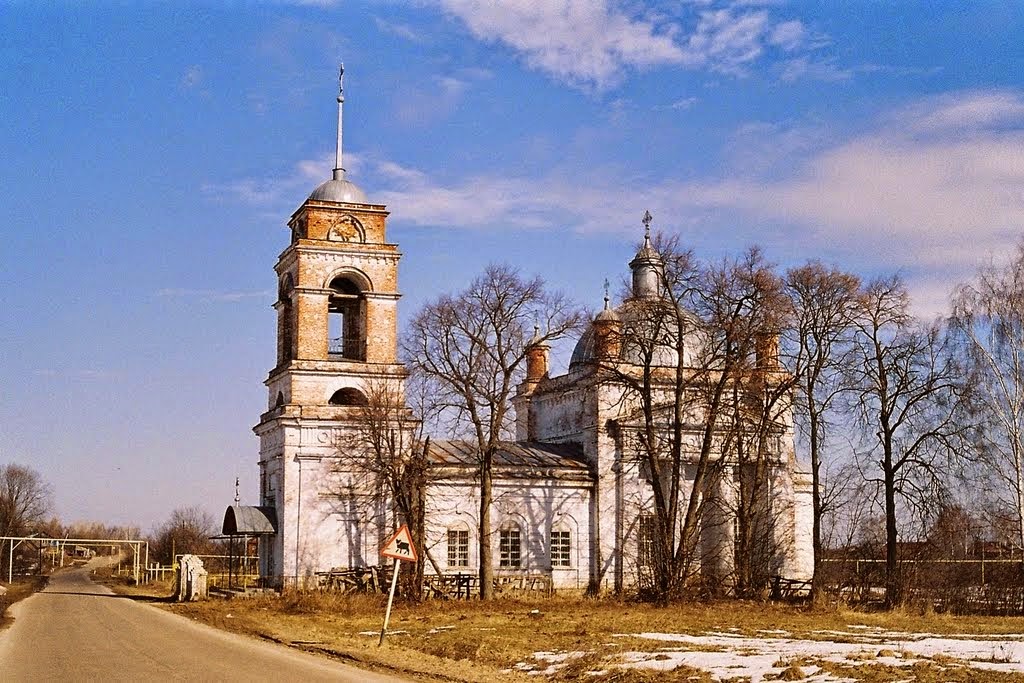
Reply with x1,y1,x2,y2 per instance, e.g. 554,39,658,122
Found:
254,70,813,592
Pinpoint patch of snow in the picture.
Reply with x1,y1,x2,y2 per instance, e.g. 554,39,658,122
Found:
518,628,1024,682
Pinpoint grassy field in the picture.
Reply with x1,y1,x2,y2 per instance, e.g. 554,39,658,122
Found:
102,576,1024,682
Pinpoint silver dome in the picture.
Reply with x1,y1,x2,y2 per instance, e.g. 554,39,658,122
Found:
308,175,369,204
569,299,686,370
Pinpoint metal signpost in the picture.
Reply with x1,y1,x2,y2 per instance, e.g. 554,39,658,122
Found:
378,524,418,646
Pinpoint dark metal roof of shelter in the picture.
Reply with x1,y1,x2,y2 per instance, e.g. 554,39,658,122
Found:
427,440,589,470
222,505,278,535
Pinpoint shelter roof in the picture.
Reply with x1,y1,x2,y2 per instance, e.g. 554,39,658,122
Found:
222,505,278,535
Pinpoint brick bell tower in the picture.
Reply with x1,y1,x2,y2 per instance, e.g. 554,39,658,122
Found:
254,66,406,585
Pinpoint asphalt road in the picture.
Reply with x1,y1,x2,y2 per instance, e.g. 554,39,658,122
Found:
0,561,408,682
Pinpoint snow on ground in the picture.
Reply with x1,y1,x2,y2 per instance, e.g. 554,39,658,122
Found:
517,627,1024,682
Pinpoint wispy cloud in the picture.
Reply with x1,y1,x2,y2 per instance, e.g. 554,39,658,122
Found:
382,89,1024,311
213,89,1024,312
202,152,336,208
654,96,699,111
374,16,426,43
392,68,492,125
435,1,816,89
156,288,272,303
33,368,116,380
778,56,851,83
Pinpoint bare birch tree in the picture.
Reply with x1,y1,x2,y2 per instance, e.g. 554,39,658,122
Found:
403,264,585,599
951,245,1024,561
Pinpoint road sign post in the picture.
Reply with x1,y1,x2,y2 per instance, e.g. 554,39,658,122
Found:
378,524,418,647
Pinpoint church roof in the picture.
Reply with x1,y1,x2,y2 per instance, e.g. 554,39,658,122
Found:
427,440,589,470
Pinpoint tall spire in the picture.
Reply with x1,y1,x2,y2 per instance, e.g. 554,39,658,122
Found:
334,63,345,181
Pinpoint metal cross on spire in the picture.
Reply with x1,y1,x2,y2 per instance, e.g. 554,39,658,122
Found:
234,477,240,505
642,210,653,241
603,278,611,308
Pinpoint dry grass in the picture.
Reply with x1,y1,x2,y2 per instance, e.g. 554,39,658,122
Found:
817,658,1024,682
0,575,47,631
111,586,1024,682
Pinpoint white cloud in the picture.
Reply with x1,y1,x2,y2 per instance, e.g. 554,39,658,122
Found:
214,89,1024,311
156,288,272,303
372,90,1024,310
436,0,810,89
373,16,425,42
392,69,491,125
768,20,804,51
779,56,851,82
654,96,699,111
901,91,1024,133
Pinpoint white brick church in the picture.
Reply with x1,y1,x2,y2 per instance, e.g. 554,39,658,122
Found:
253,72,814,592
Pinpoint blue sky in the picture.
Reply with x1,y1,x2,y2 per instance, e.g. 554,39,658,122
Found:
3,1,1023,531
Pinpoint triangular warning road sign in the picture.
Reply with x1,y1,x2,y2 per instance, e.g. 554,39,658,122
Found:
381,524,418,562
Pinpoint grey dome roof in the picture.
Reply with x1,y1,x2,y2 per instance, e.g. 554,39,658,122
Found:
569,299,683,370
569,326,597,368
309,174,368,204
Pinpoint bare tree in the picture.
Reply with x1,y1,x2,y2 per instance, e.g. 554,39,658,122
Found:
597,240,789,600
783,262,860,598
848,276,963,607
150,506,218,566
334,378,438,597
951,245,1024,560
0,463,52,572
403,264,585,599
719,253,798,597
0,463,52,539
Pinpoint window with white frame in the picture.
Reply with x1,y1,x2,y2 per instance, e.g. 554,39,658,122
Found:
447,528,469,568
550,529,571,568
499,526,522,568
638,514,657,568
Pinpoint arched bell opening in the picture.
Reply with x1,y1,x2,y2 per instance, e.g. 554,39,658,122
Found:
327,275,367,361
277,273,295,366
328,387,368,406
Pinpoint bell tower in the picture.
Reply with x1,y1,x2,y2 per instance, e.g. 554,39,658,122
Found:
255,66,406,585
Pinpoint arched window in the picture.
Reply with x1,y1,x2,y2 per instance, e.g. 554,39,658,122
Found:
274,391,285,408
447,524,470,569
277,273,294,366
499,523,522,569
550,527,571,568
327,275,367,361
328,388,368,406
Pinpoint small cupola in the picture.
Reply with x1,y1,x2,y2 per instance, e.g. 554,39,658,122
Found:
593,292,621,360
629,210,662,299
525,325,550,383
